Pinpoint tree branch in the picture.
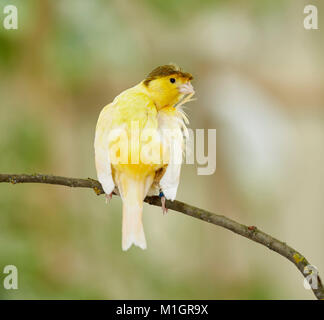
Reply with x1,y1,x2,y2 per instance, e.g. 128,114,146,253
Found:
0,173,323,300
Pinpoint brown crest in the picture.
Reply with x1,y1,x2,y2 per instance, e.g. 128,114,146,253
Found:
143,64,193,86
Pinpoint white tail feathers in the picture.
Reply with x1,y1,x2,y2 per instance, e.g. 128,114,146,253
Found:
119,176,151,251
122,203,146,251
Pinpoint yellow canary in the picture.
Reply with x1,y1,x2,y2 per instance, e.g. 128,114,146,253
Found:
94,64,194,250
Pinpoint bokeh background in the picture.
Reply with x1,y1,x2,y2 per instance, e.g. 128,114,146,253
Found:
0,0,323,299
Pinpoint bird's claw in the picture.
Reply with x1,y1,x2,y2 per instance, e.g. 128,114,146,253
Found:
161,197,168,215
105,193,112,204
159,191,168,215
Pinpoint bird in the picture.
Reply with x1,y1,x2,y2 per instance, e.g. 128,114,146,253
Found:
94,64,194,251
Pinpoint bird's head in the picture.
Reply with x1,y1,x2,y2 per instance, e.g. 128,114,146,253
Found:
143,64,194,110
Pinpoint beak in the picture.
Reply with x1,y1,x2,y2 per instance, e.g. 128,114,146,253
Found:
178,82,195,94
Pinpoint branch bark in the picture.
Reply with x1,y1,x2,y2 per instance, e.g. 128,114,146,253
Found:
0,173,323,300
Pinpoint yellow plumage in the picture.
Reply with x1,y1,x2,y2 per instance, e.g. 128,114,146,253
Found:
94,64,194,250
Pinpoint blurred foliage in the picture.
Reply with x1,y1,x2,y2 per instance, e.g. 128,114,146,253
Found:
0,116,49,171
0,33,20,70
143,0,220,22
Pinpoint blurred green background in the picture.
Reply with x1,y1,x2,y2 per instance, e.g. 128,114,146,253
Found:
0,0,323,299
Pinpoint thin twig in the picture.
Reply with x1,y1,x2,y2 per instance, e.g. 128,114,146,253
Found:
0,173,323,300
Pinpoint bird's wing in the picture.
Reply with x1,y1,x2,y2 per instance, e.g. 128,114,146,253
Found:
94,102,116,195
159,130,183,200
95,91,159,195
158,110,188,201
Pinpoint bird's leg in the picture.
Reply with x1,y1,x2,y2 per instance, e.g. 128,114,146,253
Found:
105,193,113,204
159,191,168,215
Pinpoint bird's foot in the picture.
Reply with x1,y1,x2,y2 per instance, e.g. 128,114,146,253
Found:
159,191,168,215
105,193,112,204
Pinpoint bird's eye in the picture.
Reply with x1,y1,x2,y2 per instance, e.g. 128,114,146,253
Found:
170,78,176,83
